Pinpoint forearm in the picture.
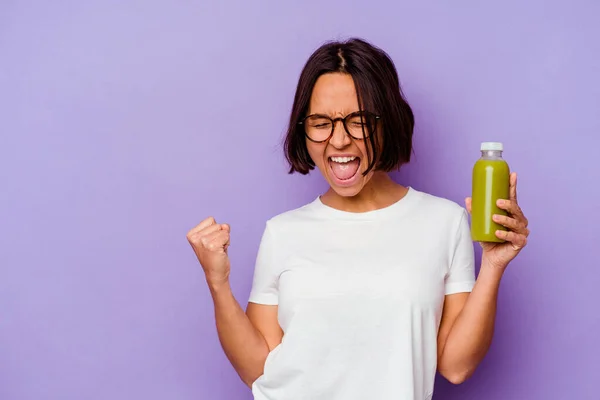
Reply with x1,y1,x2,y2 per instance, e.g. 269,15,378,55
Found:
209,281,270,387
438,258,504,383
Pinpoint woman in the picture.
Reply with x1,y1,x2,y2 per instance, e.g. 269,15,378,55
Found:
187,38,529,400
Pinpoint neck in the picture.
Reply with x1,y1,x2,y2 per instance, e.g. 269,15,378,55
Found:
321,171,408,213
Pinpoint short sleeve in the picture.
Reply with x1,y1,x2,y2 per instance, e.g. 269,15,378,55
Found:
445,210,476,295
248,222,279,305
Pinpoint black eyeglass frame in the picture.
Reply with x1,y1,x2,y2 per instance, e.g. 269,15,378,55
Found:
298,111,381,143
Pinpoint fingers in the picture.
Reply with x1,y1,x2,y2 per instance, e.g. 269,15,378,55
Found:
188,217,229,235
196,222,222,238
187,217,216,238
496,199,527,224
509,172,518,201
464,197,472,214
222,231,231,252
187,217,230,243
495,229,528,251
197,217,217,231
200,229,224,245
497,174,530,232
492,214,524,232
202,230,230,253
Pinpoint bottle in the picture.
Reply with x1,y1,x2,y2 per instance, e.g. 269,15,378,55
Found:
471,142,510,242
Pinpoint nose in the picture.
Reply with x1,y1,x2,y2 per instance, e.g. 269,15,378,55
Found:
328,119,352,149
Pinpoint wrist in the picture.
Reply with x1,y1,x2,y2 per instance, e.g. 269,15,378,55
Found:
479,257,506,281
207,277,231,295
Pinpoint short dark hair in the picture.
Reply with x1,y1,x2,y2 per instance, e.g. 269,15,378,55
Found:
284,38,414,175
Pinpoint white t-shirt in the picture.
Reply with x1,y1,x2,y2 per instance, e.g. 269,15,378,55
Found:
248,187,475,400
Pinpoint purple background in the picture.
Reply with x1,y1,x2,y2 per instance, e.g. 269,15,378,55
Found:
1,1,598,399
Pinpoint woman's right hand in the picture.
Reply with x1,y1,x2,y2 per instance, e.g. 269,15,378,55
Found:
187,217,231,288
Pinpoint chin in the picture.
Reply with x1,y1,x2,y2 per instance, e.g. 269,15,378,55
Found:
325,170,370,198
330,184,363,198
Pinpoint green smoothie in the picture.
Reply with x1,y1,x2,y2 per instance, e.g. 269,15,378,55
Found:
471,143,510,242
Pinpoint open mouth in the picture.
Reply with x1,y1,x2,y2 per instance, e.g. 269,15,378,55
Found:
328,156,361,185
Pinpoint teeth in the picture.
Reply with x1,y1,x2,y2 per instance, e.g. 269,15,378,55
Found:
330,156,357,163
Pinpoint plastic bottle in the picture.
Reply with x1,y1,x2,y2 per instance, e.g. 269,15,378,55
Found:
471,142,510,242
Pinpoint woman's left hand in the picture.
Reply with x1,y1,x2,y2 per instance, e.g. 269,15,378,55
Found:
465,172,530,270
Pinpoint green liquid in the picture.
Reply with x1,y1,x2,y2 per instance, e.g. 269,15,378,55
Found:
471,159,510,242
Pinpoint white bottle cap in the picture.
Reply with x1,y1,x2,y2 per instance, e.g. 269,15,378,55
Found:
481,142,503,151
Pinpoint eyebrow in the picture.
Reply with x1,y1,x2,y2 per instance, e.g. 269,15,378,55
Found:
306,110,361,117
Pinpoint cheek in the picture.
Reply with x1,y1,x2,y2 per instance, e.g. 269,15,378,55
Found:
306,143,326,166
357,142,371,166
360,136,383,167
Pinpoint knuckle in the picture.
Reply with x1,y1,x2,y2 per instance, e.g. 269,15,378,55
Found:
188,232,200,244
186,228,199,240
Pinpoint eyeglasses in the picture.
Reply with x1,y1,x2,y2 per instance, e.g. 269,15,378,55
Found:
299,111,380,143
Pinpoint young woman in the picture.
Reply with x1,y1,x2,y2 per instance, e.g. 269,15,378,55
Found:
187,38,529,400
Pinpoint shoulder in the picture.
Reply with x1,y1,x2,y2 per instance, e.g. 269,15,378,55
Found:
263,198,322,232
409,189,471,248
411,188,467,224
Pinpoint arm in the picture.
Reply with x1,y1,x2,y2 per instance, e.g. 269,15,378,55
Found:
187,217,283,387
210,282,283,387
436,260,503,384
438,172,529,384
